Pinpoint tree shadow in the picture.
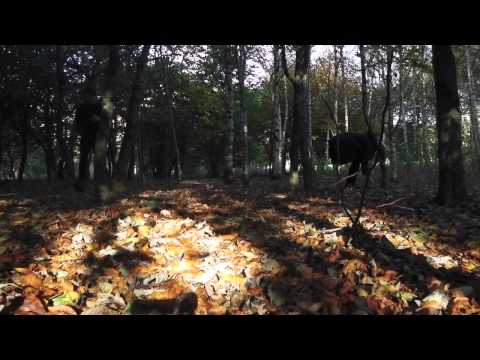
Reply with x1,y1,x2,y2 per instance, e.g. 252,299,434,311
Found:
157,180,480,314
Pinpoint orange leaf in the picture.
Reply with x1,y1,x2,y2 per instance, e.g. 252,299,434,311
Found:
19,273,43,289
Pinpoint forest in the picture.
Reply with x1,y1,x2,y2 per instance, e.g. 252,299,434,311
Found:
0,44,479,315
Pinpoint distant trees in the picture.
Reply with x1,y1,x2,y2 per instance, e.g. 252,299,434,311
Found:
0,44,478,205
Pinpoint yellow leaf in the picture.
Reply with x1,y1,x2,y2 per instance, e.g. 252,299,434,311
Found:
138,225,152,240
220,274,247,287
218,233,238,242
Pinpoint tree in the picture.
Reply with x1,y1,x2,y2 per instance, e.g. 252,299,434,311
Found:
237,45,249,185
271,45,283,179
221,45,235,184
282,45,315,191
464,45,480,174
432,45,467,206
116,44,151,180
55,45,74,179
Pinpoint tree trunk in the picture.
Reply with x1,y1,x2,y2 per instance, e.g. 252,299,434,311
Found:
281,75,289,175
166,92,182,182
272,45,283,179
55,45,74,179
340,46,349,132
222,45,234,184
116,44,151,180
289,46,315,191
359,45,370,131
432,45,467,206
43,103,56,181
398,47,411,181
465,45,480,174
18,132,27,181
387,105,398,182
238,45,249,185
333,45,340,131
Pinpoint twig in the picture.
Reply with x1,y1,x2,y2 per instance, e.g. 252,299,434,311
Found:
321,227,343,234
376,195,412,209
331,171,361,187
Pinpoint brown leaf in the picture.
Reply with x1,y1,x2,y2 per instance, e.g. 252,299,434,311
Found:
14,294,48,315
48,305,78,315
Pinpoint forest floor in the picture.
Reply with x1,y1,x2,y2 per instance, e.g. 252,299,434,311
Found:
1,174,480,315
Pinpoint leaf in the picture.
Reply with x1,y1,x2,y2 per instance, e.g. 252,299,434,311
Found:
16,272,43,289
0,234,9,243
50,291,80,306
15,294,48,315
138,225,152,240
393,291,416,303
48,305,78,315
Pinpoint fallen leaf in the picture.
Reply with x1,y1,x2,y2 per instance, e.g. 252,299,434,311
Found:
50,291,80,306
48,305,78,315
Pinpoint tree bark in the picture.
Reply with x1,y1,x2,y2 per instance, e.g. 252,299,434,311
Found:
272,45,283,179
18,132,27,181
222,45,235,184
116,44,151,180
282,45,315,191
238,45,249,185
432,45,467,206
465,45,480,174
55,45,74,179
398,47,411,181
340,46,349,132
281,75,289,175
359,45,371,132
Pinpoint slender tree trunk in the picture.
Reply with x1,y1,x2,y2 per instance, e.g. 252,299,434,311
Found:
18,132,27,181
465,45,480,174
359,45,370,131
55,45,74,179
116,44,151,180
222,45,234,183
166,92,182,181
432,45,467,206
238,45,249,185
272,45,283,179
281,75,289,174
324,129,330,170
398,47,410,181
43,104,57,181
340,46,349,132
333,45,340,131
387,105,398,182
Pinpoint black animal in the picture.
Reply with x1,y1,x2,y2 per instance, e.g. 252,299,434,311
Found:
74,87,109,182
328,132,386,187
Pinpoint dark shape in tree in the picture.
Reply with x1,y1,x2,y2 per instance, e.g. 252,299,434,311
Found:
431,45,467,206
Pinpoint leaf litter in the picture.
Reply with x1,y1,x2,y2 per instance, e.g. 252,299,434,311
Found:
1,179,480,315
